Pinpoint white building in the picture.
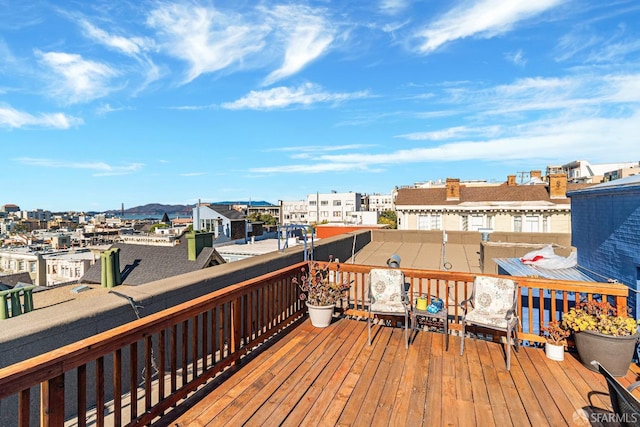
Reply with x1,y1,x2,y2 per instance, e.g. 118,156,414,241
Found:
547,160,639,184
306,192,362,224
363,193,394,213
279,200,308,225
43,250,95,286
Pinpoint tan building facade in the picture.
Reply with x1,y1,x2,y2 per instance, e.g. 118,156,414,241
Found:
395,172,590,234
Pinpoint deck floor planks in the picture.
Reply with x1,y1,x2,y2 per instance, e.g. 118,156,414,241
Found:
296,322,370,427
369,328,411,427
165,318,634,427
245,319,356,426
281,321,368,427
388,325,422,427
407,330,433,426
335,325,393,426
172,320,314,427
563,352,614,411
215,320,348,426
487,343,531,427
354,328,406,426
472,339,513,425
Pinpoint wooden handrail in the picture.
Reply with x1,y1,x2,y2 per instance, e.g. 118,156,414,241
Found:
0,261,631,426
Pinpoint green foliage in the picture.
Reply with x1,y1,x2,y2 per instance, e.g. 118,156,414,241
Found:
149,223,169,233
378,210,397,229
247,212,277,225
562,300,639,336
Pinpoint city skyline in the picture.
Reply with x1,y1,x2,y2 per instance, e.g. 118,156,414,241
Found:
2,1,640,212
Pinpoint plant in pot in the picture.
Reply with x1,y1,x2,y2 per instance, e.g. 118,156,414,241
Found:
562,300,639,376
293,256,350,328
540,320,570,361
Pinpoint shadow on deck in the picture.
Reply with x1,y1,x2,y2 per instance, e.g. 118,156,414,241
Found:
154,318,638,427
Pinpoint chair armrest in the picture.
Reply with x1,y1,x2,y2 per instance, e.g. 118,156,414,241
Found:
628,381,640,392
460,298,473,308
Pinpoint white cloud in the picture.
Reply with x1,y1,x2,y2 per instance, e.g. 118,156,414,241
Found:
36,50,118,104
0,105,83,129
398,126,502,141
16,157,143,176
262,5,336,86
222,83,370,110
415,0,562,54
147,3,268,84
79,19,150,56
379,0,410,16
506,49,527,67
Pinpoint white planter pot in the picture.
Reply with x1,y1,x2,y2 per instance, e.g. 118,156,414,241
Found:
307,303,335,328
545,342,565,361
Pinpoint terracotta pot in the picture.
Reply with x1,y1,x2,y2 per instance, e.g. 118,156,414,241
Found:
545,342,565,361
307,303,335,328
574,330,639,376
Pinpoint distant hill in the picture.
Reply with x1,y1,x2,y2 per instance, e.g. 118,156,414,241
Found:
105,201,275,216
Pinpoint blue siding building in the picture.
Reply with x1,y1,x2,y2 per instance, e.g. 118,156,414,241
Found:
568,175,640,317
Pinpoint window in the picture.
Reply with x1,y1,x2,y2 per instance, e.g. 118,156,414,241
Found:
333,200,341,206
320,200,328,206
514,216,522,232
543,216,549,232
309,201,316,206
417,215,429,230
469,214,484,231
462,215,469,231
430,215,441,230
333,211,341,217
320,211,329,218
523,215,540,232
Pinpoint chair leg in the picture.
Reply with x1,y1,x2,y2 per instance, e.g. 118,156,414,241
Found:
460,323,465,356
405,311,409,348
513,321,519,353
506,325,512,371
368,314,372,346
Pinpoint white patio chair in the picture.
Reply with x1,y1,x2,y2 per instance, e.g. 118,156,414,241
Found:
368,268,410,348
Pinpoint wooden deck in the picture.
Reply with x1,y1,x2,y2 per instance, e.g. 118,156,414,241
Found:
157,318,639,427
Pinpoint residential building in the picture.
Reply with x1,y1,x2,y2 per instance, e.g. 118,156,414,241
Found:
0,247,45,286
362,193,394,212
547,160,638,184
395,172,591,233
603,162,640,182
81,232,225,286
567,174,640,316
279,200,308,225
306,191,362,224
192,204,248,241
0,204,20,214
43,250,95,286
18,209,52,222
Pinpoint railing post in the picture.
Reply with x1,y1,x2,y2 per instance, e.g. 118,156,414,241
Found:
41,373,65,427
23,288,34,313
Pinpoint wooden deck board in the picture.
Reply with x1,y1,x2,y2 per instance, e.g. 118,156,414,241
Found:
162,318,623,427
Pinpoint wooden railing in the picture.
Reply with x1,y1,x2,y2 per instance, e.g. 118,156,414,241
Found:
0,263,307,427
327,262,630,344
0,262,631,426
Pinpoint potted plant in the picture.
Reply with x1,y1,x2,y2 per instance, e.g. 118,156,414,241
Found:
293,256,350,327
540,320,570,361
562,300,639,376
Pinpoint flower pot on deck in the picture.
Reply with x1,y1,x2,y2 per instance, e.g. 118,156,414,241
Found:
574,330,639,377
545,342,565,361
307,303,335,328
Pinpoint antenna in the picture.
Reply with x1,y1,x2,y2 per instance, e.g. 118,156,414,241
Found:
516,171,530,183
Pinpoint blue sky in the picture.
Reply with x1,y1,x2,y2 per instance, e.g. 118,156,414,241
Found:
2,1,640,212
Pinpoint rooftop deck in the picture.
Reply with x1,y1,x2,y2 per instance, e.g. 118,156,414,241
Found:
161,318,636,427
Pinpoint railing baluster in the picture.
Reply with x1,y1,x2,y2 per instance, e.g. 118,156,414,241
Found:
192,315,198,379
181,321,188,386
130,342,138,421
41,373,64,427
145,335,153,413
170,324,177,394
113,349,122,427
95,357,104,427
77,365,86,427
18,388,30,427
158,329,166,411
201,311,208,371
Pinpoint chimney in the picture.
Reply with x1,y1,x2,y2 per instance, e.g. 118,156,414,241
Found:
445,178,460,201
187,231,214,261
507,175,517,186
530,170,542,180
548,173,567,199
